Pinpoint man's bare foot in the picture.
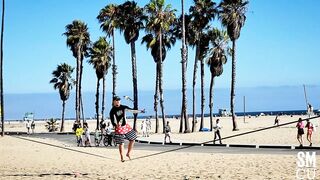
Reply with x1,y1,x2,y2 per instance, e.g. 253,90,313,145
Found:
126,153,131,160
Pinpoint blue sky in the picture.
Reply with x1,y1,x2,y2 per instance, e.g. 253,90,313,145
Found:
3,0,320,94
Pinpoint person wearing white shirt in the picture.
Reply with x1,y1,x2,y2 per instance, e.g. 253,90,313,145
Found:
213,119,222,144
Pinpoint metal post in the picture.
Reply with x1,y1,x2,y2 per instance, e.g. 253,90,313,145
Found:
243,96,246,123
303,85,310,117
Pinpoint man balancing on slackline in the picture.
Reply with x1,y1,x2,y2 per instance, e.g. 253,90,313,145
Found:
109,96,145,162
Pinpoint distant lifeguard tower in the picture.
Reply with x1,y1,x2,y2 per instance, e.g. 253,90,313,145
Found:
218,109,230,117
23,112,34,121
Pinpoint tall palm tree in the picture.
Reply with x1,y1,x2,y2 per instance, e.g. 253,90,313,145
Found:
97,4,119,100
218,0,248,131
142,32,176,133
189,0,216,131
0,0,4,136
174,14,196,132
50,63,75,132
88,37,112,130
180,0,190,133
206,28,229,131
145,0,176,133
63,20,90,124
117,1,146,131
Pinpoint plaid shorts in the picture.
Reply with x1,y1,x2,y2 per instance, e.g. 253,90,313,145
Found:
114,129,137,144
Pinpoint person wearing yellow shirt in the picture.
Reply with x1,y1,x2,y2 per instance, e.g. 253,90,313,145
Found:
76,125,84,147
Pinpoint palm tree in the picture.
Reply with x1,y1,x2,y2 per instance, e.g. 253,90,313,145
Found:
88,37,112,130
218,0,248,131
0,0,5,136
174,14,196,132
189,0,216,131
97,4,119,99
63,20,90,124
142,32,176,133
206,28,229,131
145,0,176,133
49,63,75,132
180,0,190,133
117,1,146,131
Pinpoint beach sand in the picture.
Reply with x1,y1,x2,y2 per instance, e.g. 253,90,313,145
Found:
1,115,320,179
1,135,318,179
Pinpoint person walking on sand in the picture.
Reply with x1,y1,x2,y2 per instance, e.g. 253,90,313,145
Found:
164,121,172,143
26,120,31,135
213,119,222,144
274,115,280,126
31,120,35,134
146,117,151,137
305,119,314,146
109,96,145,162
141,120,147,137
296,118,304,147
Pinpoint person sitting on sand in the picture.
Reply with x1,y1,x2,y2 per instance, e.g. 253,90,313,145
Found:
164,121,172,143
213,119,222,144
109,96,145,162
305,119,314,147
296,118,304,147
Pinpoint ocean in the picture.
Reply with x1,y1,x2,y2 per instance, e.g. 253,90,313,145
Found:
4,86,320,120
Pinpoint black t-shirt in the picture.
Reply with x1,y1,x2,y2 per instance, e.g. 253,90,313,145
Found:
109,105,132,127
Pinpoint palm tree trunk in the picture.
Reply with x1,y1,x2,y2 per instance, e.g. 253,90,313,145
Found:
130,41,138,131
79,57,85,124
76,48,81,124
231,40,238,131
95,78,100,130
200,58,205,130
154,64,159,133
181,0,190,133
60,100,66,132
209,74,214,131
192,44,199,132
159,30,166,133
112,29,117,99
0,0,5,136
101,74,106,122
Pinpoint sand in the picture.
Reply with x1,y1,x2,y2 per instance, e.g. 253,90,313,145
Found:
1,135,318,179
1,115,320,179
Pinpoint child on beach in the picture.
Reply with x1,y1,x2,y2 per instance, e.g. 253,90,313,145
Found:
296,118,304,147
109,96,145,162
305,119,314,146
75,125,84,147
164,121,172,143
213,119,222,144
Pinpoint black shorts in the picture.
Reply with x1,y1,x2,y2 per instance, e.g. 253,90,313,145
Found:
114,130,137,144
298,128,304,135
